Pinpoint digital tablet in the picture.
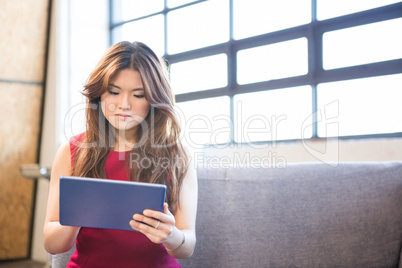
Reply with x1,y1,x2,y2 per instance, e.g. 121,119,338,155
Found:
59,176,166,231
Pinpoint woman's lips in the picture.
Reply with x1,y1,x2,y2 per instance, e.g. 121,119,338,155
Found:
116,114,131,121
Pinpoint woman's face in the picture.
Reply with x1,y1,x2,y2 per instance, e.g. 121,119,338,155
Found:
101,69,151,136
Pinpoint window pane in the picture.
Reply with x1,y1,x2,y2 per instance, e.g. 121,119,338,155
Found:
120,15,165,56
125,0,164,18
237,38,308,85
323,18,402,70
175,97,231,146
167,0,229,54
167,0,200,8
170,54,227,94
233,0,311,40
317,74,402,137
317,0,401,20
112,0,164,22
234,86,312,143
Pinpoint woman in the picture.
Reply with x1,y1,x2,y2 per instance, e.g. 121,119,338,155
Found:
43,41,198,267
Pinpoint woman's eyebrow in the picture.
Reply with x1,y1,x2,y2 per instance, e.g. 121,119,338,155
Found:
109,84,121,89
109,84,143,91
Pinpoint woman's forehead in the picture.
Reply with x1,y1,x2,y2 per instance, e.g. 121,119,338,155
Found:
111,69,144,89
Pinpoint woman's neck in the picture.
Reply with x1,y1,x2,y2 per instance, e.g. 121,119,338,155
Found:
113,130,136,152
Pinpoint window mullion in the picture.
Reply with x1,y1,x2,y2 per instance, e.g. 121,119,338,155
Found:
309,0,322,138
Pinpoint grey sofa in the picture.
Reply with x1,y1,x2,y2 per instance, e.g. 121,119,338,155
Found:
52,162,402,267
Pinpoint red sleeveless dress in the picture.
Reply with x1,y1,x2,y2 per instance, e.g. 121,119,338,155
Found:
67,134,181,268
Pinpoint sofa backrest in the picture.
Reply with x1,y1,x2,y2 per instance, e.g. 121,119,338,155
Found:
179,162,402,268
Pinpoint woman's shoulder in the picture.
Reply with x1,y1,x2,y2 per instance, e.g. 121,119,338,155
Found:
52,141,72,175
58,141,71,154
68,132,86,167
69,132,86,148
52,132,86,171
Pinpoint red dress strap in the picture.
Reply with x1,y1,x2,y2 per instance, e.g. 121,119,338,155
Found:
69,132,85,168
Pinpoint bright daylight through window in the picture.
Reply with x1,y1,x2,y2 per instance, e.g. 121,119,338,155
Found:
110,0,402,146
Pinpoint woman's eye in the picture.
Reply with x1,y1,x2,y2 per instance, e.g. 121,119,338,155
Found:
108,89,118,95
134,94,145,98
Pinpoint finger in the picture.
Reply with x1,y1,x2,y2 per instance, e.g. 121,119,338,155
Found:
164,203,168,213
130,217,157,233
133,213,161,229
155,220,161,229
129,219,140,231
131,218,171,243
130,219,155,237
129,216,173,245
143,205,174,224
163,203,172,215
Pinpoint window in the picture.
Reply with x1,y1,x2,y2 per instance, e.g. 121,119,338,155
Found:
233,0,311,39
167,0,229,54
176,96,231,147
170,54,228,94
237,38,308,84
323,18,402,70
61,0,109,143
317,74,402,137
234,86,312,142
110,0,402,145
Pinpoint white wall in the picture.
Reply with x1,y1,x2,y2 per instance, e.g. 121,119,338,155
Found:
197,138,402,170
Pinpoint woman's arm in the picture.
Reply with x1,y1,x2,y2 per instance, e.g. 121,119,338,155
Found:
130,148,198,259
43,142,80,254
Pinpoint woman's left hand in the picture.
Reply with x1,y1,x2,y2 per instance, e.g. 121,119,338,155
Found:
130,202,175,244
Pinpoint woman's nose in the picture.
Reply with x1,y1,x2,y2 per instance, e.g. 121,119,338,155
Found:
118,94,131,110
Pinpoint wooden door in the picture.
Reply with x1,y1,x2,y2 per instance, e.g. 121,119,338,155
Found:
0,0,51,260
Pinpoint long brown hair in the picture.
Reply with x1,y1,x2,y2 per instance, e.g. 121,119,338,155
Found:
71,41,188,212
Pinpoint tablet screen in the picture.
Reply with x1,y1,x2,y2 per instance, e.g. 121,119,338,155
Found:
59,176,166,231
